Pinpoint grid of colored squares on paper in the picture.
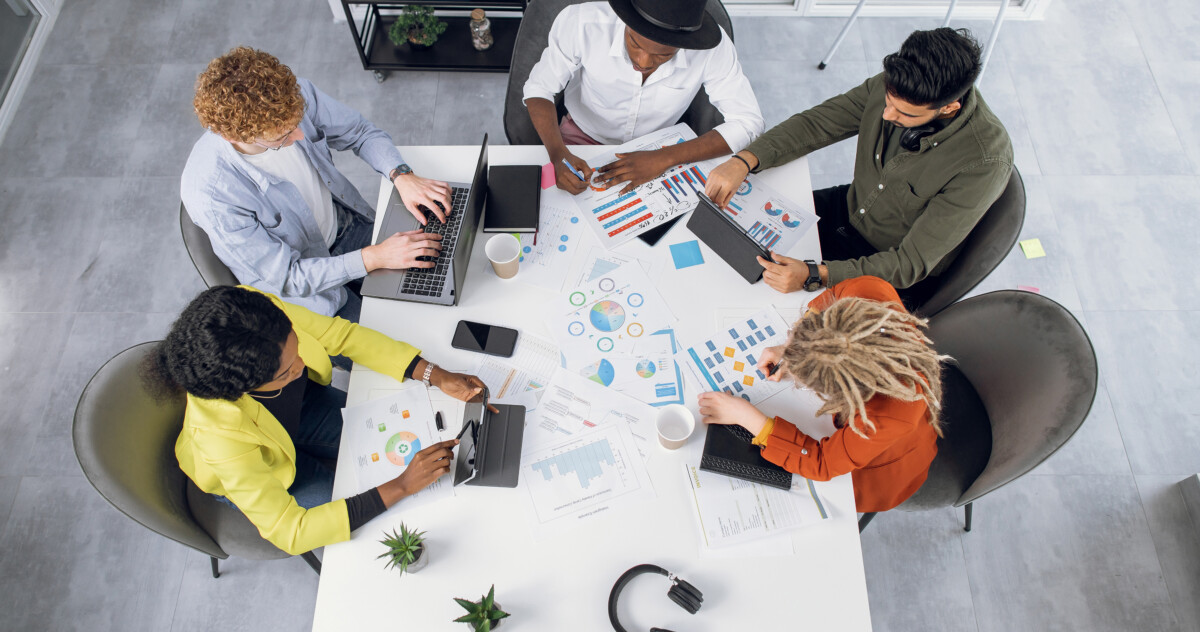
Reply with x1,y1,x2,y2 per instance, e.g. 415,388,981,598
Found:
691,319,776,399
660,166,708,203
592,191,651,238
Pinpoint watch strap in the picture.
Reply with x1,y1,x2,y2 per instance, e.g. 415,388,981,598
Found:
421,361,437,386
803,260,822,292
389,163,413,181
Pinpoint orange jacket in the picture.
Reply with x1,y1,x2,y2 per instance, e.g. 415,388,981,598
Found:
760,276,938,513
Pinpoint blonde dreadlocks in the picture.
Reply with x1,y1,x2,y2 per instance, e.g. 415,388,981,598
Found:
780,297,948,439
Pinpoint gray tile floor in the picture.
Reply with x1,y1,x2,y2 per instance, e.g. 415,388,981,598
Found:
0,0,1196,630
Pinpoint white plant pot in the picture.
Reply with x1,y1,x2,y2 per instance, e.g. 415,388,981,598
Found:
403,545,429,574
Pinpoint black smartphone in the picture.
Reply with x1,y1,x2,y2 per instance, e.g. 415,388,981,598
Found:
451,320,518,357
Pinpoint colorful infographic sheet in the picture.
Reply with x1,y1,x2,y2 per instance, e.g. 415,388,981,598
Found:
599,328,685,407
340,386,452,509
524,368,659,461
548,263,677,387
520,422,655,536
677,308,791,405
574,124,721,248
720,175,817,254
512,188,595,291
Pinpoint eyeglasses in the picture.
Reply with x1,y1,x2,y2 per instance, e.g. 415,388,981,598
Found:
254,123,299,151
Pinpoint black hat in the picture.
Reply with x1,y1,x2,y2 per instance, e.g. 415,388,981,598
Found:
608,0,722,50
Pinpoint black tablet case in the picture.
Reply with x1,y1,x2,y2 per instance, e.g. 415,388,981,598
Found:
483,165,540,233
686,196,771,284
699,424,793,490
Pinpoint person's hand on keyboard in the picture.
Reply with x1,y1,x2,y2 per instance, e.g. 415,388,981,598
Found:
393,172,452,225
698,391,769,437
360,229,443,272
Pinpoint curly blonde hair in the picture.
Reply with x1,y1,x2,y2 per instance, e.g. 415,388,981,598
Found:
193,47,304,143
780,297,948,439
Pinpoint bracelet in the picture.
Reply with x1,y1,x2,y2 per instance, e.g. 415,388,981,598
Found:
732,154,753,172
422,362,437,387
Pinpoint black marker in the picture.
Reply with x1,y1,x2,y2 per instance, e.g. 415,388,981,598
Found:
435,411,445,432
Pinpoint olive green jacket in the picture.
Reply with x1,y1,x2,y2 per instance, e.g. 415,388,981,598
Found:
745,73,1013,288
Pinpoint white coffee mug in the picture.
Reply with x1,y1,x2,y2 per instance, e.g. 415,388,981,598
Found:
485,234,521,279
656,404,696,450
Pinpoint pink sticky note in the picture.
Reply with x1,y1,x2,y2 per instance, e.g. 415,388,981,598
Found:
1017,285,1041,294
540,163,555,189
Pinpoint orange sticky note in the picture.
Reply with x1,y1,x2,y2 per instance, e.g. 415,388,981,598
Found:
733,361,745,372
371,453,380,462
743,376,755,386
402,410,410,419
724,347,736,357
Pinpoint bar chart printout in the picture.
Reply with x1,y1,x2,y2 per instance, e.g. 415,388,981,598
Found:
520,423,653,533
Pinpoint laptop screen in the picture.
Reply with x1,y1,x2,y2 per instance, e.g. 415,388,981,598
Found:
451,134,489,300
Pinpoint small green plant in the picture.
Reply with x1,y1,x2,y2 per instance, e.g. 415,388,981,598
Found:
453,585,510,631
377,523,426,574
388,5,448,47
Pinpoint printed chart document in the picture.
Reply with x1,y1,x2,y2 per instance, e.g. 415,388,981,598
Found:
678,308,791,405
573,246,661,290
574,124,721,248
473,332,560,404
718,174,817,254
341,386,453,509
520,422,654,535
684,463,829,548
603,328,685,407
513,187,596,291
524,368,658,461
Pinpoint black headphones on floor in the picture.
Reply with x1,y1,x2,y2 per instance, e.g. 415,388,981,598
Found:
608,564,704,632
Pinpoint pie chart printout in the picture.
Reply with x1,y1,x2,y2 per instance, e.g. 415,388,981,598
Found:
589,300,626,332
385,432,421,466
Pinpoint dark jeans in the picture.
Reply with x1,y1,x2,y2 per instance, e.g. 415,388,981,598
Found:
214,381,346,510
812,184,938,310
328,201,374,369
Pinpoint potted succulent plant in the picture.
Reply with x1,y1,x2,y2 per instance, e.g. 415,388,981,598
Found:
388,5,448,49
453,585,510,631
377,523,428,575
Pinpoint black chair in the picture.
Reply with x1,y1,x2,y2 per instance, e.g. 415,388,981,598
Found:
180,202,238,287
910,167,1026,318
859,290,1098,533
502,0,733,145
73,342,321,577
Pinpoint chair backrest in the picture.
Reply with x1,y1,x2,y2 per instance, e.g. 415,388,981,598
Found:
503,0,733,145
73,342,226,559
926,290,1098,506
180,202,238,287
912,167,1026,317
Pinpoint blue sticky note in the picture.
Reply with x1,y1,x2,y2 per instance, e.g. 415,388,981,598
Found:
669,240,705,269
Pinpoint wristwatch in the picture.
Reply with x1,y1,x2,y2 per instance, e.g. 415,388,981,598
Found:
421,361,438,387
803,260,823,292
389,163,413,181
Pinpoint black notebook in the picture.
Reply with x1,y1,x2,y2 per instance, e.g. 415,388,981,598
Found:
483,165,541,233
699,424,794,490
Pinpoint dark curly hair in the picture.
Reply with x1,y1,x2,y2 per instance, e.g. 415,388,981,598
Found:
882,28,982,108
142,286,293,401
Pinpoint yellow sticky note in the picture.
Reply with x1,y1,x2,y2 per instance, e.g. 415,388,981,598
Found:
724,347,736,358
733,361,745,372
743,376,755,386
371,453,380,462
1019,238,1046,259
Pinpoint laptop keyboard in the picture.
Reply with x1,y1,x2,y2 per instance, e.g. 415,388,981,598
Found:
400,186,469,297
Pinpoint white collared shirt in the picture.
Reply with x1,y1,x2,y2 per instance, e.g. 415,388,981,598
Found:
523,2,763,149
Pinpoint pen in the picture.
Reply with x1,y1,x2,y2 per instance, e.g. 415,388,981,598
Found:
768,362,781,377
435,411,445,432
561,158,586,181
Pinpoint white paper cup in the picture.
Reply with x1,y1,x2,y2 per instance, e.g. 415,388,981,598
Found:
656,404,696,450
485,234,521,279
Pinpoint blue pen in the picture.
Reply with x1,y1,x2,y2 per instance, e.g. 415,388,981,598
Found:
562,158,586,181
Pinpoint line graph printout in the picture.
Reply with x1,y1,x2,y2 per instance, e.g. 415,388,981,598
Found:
341,385,452,509
721,175,817,254
677,307,792,406
524,368,658,461
520,422,654,533
473,332,560,404
574,124,722,248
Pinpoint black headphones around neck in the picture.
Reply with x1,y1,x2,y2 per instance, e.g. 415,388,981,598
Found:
608,564,704,632
898,123,942,152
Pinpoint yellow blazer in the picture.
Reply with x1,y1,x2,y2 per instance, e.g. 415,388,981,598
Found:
175,288,419,555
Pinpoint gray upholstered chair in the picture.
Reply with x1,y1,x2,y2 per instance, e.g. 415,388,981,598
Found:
910,167,1026,318
502,0,733,145
859,290,1097,533
180,202,238,287
73,342,321,577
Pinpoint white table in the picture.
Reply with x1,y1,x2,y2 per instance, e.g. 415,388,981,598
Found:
313,146,872,631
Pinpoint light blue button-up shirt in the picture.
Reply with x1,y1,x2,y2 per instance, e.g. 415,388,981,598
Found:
181,78,404,316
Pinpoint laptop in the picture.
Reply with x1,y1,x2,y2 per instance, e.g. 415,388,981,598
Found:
361,134,489,306
452,388,526,488
686,193,774,284
699,423,794,490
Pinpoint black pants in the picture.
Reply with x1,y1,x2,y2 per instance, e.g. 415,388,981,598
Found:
812,184,938,310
